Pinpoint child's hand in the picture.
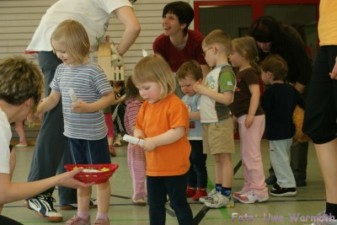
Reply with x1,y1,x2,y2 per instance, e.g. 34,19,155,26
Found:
193,83,207,94
71,100,89,113
245,114,254,128
34,98,46,119
143,138,156,151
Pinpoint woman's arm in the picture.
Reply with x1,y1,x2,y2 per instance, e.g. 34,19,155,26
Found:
114,6,141,56
0,168,90,205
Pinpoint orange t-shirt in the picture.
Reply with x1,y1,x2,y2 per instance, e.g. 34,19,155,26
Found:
318,0,337,46
135,94,191,176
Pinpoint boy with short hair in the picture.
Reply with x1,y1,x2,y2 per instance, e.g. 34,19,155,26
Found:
177,60,208,201
260,54,304,197
193,29,236,208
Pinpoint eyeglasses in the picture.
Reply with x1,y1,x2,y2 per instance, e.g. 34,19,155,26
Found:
202,47,212,57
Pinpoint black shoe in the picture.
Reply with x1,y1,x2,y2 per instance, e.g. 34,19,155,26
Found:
25,193,63,222
296,180,307,187
270,184,297,197
265,175,277,185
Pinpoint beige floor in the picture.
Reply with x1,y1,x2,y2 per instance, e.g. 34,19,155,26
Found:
2,140,326,225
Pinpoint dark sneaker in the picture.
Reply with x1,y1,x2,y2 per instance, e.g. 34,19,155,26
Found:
270,184,297,197
60,198,97,210
265,175,277,185
296,180,307,187
25,193,63,222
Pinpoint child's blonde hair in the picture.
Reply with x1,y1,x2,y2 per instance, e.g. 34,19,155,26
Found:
176,60,203,81
231,36,260,72
203,29,231,55
132,54,176,99
260,54,288,81
51,19,90,63
0,55,43,107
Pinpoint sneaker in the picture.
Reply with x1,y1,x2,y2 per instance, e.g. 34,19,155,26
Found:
186,186,196,198
192,189,208,201
233,191,269,204
60,198,97,210
311,211,337,225
65,215,90,225
199,189,217,203
132,198,147,206
204,192,234,209
25,193,63,222
265,175,277,185
94,218,110,225
270,184,297,197
15,143,28,147
296,180,307,187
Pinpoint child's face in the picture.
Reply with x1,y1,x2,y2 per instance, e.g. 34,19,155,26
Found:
202,45,216,68
178,75,200,96
135,81,161,103
229,49,245,68
52,39,78,66
261,70,272,84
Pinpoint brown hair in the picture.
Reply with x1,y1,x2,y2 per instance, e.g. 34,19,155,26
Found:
124,76,140,101
260,54,288,81
231,36,260,73
51,19,90,63
0,55,43,107
176,60,203,81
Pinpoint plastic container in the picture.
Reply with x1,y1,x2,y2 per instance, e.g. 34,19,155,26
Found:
64,163,119,184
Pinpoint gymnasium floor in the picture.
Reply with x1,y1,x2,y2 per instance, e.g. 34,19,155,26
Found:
2,140,326,225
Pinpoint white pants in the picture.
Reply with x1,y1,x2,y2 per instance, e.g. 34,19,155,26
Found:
269,139,296,188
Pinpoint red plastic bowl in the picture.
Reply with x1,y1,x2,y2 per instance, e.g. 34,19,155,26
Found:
64,164,119,184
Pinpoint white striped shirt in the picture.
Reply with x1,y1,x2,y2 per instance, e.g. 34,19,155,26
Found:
51,62,112,140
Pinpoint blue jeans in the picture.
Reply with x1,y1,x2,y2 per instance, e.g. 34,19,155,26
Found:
188,140,208,188
27,51,76,205
69,138,110,164
147,174,193,225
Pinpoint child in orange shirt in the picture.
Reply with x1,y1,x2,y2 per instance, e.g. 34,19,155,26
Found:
132,54,193,225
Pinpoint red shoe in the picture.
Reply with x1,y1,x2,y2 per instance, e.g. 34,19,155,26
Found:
192,189,208,201
186,187,196,198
